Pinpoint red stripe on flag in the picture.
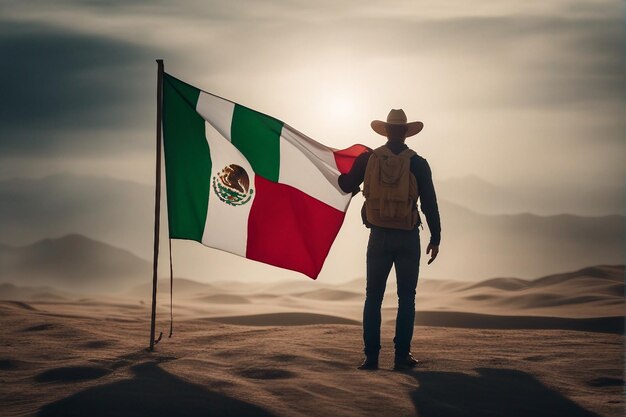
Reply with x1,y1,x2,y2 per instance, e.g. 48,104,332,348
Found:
246,176,346,279
333,144,370,174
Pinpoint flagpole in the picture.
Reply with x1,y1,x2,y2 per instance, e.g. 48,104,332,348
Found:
149,59,164,351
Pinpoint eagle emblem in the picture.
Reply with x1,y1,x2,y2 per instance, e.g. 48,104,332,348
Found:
212,164,254,206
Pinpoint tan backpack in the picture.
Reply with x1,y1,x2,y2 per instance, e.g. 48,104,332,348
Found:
363,146,419,230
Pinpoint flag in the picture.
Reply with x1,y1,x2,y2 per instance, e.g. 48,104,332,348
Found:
162,73,368,279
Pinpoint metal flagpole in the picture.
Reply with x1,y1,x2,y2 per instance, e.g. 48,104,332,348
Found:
149,59,164,351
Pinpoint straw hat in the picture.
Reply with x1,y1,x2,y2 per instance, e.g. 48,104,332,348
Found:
371,109,423,138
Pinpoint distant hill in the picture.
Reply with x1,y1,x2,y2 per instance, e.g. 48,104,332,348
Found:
0,283,70,301
428,200,624,279
0,173,154,258
437,175,624,216
0,234,151,292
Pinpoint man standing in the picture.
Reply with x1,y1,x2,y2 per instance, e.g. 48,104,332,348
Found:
338,109,441,371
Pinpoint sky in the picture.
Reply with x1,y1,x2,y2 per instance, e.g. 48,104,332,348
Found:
1,0,624,194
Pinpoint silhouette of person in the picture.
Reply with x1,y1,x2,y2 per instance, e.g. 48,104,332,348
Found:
338,109,441,370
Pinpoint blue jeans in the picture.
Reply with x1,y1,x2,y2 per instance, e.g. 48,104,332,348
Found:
363,226,420,358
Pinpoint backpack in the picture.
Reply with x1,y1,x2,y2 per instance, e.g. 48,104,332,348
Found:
362,146,418,230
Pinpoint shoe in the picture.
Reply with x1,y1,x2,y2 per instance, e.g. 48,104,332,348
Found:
357,357,379,370
393,353,420,370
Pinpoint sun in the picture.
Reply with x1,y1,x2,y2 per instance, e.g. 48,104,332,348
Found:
327,94,355,120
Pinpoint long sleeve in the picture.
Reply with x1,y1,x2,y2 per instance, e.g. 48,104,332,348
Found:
338,151,371,194
412,157,441,245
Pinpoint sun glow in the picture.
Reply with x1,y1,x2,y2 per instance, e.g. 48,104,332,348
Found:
327,94,356,121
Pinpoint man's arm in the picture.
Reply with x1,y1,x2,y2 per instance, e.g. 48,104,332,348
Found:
412,157,441,246
338,151,371,194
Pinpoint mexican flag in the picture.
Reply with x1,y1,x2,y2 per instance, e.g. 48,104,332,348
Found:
162,73,367,279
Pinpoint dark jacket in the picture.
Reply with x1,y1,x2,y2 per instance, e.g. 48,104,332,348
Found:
338,141,441,246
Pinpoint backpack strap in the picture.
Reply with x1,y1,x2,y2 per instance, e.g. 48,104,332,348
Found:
373,145,415,160
399,148,416,159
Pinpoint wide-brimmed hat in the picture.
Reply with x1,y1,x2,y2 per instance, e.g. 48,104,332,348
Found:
371,109,423,138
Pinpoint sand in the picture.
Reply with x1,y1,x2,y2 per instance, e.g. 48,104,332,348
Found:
0,265,623,416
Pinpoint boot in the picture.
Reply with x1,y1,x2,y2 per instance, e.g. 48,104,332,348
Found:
357,356,379,370
393,352,419,370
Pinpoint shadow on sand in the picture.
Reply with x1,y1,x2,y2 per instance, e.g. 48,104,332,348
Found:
38,360,276,417
407,367,600,417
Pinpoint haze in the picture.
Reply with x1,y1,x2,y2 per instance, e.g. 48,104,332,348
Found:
0,0,624,285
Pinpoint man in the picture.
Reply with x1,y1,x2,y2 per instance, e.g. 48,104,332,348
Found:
338,109,441,371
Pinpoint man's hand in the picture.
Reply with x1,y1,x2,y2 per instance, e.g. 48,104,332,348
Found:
426,244,439,265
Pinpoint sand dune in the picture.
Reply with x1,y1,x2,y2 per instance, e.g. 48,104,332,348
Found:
292,288,361,301
213,265,624,323
0,299,622,417
408,311,624,334
1,300,37,312
257,279,321,295
0,265,623,415
465,265,623,292
206,312,359,326
129,278,216,298
195,294,251,304
5,263,623,326
463,277,530,291
425,265,626,318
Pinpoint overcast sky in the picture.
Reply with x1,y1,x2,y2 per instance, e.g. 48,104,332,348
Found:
1,0,624,198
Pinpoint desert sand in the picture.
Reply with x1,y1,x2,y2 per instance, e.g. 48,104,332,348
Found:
1,265,623,417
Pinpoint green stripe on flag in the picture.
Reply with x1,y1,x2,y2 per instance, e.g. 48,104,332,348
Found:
163,73,211,241
231,104,282,182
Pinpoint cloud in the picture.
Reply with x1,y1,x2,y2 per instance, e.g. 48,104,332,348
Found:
4,0,623,113
296,13,626,109
0,0,623,192
0,20,161,156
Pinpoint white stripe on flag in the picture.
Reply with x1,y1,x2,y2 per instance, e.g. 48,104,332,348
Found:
279,125,351,211
196,91,234,141
197,95,255,257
